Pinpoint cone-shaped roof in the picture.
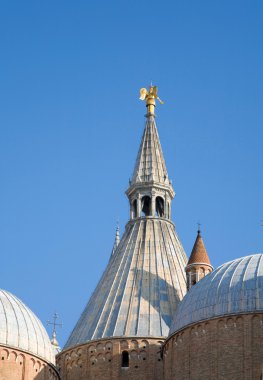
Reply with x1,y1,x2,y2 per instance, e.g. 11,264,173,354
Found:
64,96,187,350
131,115,171,188
187,230,211,266
65,218,187,349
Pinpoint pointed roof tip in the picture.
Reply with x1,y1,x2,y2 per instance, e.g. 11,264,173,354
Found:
129,115,172,189
111,222,120,256
187,229,212,267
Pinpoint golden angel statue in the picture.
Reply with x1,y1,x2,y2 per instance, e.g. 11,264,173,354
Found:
139,85,164,104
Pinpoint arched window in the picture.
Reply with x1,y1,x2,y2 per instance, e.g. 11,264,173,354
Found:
155,197,164,217
121,351,129,367
132,199,137,219
141,196,151,217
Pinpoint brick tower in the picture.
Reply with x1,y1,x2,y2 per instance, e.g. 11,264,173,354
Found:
57,86,187,380
185,229,213,290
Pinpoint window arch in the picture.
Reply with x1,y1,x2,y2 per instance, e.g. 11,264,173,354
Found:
141,196,151,217
155,197,164,217
121,351,129,367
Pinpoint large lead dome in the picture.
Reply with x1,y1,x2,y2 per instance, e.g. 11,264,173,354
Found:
0,289,55,363
170,253,263,335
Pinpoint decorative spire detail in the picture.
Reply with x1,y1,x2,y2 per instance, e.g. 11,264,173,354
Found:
139,85,164,115
47,312,62,353
111,223,120,256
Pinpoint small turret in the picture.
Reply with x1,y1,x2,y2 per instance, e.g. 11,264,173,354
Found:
186,229,213,290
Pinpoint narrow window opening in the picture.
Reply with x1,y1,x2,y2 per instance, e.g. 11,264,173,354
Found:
155,197,164,217
132,200,137,218
141,196,151,217
121,351,129,368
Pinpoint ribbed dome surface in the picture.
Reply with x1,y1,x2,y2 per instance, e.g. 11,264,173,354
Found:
0,289,55,363
65,218,187,349
170,254,263,335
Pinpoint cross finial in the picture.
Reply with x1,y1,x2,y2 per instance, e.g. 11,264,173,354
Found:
47,312,62,336
197,222,201,234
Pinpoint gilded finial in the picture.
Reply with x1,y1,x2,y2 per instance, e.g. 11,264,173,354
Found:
139,85,164,115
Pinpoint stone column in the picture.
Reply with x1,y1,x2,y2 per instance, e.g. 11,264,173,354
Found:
151,195,156,217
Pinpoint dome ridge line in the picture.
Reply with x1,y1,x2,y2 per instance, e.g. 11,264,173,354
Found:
228,256,247,289
152,220,163,335
99,221,139,338
165,222,186,283
2,290,21,348
135,219,147,336
123,221,143,335
11,290,40,356
215,260,238,304
0,290,8,345
5,290,30,353
159,221,175,331
111,222,142,337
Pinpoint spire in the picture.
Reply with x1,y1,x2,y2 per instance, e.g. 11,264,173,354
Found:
126,85,174,221
111,223,120,256
185,229,213,290
130,85,172,188
64,87,188,349
187,229,212,267
130,116,172,187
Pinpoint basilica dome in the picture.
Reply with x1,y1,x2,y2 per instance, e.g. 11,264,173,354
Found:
170,253,263,335
0,289,55,364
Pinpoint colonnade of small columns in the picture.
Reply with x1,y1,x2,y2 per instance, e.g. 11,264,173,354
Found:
130,194,171,220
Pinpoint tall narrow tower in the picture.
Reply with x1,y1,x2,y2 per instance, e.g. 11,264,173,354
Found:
57,87,187,380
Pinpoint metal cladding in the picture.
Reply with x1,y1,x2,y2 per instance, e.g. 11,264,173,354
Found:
64,112,187,350
131,116,171,187
65,218,187,348
170,253,263,335
0,289,55,363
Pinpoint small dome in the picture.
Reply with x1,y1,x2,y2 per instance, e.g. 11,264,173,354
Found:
0,289,55,363
170,254,263,335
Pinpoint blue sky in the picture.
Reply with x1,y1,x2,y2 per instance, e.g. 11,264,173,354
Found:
0,1,262,346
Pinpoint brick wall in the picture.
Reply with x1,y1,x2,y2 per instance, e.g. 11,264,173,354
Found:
57,337,164,380
0,346,59,380
163,313,263,380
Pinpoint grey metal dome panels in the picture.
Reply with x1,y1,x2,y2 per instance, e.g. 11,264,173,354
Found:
170,254,263,335
131,116,171,186
0,289,55,363
65,218,187,349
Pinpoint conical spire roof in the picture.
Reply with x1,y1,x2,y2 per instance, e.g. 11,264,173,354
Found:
131,115,171,188
187,230,211,266
64,91,187,350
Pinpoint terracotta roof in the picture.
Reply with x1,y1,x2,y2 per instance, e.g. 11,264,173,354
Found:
187,230,211,266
